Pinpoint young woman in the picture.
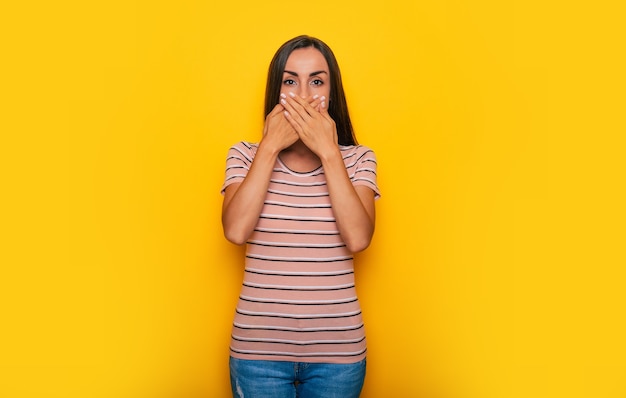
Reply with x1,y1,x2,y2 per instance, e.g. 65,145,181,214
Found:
221,35,380,398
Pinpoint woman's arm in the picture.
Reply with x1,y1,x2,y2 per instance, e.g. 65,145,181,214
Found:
221,104,299,245
319,149,376,253
281,94,376,252
221,145,278,245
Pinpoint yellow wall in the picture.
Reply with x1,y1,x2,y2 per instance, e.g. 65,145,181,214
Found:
2,0,625,397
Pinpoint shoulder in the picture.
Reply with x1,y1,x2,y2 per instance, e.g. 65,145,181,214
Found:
340,144,377,163
227,141,259,161
229,141,259,152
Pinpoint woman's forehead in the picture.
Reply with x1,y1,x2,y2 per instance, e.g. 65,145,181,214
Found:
284,48,328,72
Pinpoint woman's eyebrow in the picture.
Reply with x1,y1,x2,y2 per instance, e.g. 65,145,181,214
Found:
284,70,329,77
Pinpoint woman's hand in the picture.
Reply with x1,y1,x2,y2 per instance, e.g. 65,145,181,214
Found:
280,92,338,157
261,103,300,153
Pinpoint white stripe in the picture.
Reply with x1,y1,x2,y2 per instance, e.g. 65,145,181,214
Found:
254,227,339,234
248,240,342,248
237,309,361,318
245,267,352,276
226,173,247,179
228,155,250,164
230,348,366,357
243,282,354,290
264,200,331,208
268,189,326,197
240,295,357,305
248,253,352,262
260,213,334,222
352,177,377,186
270,178,326,187
233,322,364,332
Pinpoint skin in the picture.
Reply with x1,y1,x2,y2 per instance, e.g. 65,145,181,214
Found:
222,47,375,253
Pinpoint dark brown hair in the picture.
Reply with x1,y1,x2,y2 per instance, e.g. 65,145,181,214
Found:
264,35,357,146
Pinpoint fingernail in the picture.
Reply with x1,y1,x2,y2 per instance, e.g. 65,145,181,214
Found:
321,96,326,101
313,95,319,100
288,92,295,97
280,99,286,105
280,93,286,98
321,101,326,108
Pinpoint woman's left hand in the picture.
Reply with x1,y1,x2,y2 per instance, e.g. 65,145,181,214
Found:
280,92,338,157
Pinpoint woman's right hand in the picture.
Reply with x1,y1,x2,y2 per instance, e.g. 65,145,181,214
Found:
261,103,299,152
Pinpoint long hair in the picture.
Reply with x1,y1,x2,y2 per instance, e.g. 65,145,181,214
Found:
264,35,357,146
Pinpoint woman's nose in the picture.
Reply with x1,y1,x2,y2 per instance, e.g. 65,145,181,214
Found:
297,86,309,99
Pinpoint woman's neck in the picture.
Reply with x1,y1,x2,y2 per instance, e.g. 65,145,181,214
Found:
279,140,321,172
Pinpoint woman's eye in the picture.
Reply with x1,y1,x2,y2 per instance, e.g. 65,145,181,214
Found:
311,79,324,86
283,79,296,85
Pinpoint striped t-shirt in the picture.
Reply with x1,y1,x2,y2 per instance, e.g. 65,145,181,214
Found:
221,141,380,364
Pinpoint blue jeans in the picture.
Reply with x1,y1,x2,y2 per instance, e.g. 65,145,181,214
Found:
229,357,366,398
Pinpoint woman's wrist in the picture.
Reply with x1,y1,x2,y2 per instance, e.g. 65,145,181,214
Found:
257,139,282,161
317,145,342,165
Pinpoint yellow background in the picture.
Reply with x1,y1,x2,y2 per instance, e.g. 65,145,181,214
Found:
2,0,625,397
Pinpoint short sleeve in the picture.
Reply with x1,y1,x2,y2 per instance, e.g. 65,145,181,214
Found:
351,146,381,200
220,141,256,195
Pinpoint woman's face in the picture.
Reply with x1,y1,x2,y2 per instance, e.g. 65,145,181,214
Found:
281,47,331,101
